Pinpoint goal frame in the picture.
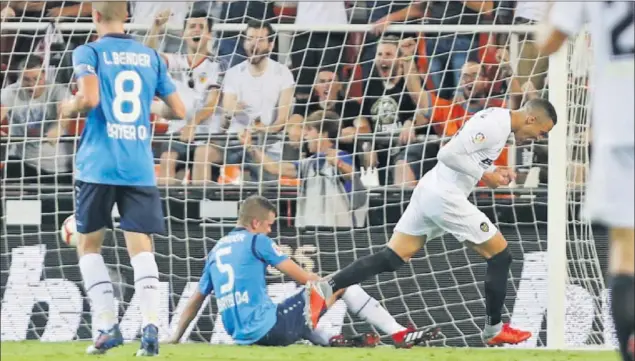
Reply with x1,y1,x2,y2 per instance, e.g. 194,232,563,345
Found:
0,21,572,349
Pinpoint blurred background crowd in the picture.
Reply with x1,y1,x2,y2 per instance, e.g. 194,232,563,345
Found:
0,1,588,198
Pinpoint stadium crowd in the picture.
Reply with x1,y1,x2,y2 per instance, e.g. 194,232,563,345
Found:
0,1,555,197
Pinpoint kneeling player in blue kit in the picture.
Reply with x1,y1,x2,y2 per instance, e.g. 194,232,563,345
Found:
168,196,438,347
60,1,185,356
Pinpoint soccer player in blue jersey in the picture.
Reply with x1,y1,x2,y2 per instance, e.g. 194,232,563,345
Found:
168,196,437,348
59,2,185,357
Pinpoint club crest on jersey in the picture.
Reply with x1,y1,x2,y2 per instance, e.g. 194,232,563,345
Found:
480,222,489,232
472,132,486,144
198,72,207,84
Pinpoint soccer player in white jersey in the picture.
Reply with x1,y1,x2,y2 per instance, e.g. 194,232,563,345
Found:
60,2,185,356
537,3,634,360
306,99,557,346
145,10,225,185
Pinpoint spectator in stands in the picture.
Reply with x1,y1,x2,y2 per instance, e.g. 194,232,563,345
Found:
291,1,348,101
372,1,494,99
131,1,193,53
216,1,274,68
289,67,369,162
0,56,72,183
192,20,294,184
361,1,416,79
240,110,367,228
146,10,224,186
360,36,434,186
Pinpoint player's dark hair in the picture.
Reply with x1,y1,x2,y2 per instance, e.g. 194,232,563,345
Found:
19,56,44,71
526,98,558,125
238,196,277,224
184,9,213,33
306,110,341,140
245,20,275,40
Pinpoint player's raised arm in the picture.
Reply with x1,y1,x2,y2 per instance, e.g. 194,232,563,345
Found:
61,45,101,118
253,233,320,285
535,2,585,56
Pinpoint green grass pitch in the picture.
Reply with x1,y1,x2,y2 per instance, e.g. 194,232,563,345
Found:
0,342,618,361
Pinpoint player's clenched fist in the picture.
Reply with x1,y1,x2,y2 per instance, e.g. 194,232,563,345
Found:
481,167,515,189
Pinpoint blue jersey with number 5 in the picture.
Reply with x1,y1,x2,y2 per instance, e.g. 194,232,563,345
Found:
198,228,288,345
72,33,176,186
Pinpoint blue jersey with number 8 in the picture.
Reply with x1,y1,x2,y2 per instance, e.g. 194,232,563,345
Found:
198,228,289,344
72,33,175,186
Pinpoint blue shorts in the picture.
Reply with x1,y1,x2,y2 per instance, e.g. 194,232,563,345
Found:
255,290,311,346
74,180,165,235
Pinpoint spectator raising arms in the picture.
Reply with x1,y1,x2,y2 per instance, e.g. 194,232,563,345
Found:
192,20,294,184
372,1,494,99
1,56,72,184
360,36,435,186
146,10,224,186
241,111,367,228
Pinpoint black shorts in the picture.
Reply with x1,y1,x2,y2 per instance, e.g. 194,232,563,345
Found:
74,180,165,235
255,290,311,347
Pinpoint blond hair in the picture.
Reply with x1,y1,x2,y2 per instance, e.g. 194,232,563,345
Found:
238,196,277,225
92,1,127,22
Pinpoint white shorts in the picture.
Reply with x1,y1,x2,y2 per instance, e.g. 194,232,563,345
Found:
584,143,634,228
395,182,498,244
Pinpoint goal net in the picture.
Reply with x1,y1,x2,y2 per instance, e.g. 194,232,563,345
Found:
0,1,613,349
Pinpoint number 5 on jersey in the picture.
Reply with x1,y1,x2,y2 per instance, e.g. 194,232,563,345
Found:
215,247,235,294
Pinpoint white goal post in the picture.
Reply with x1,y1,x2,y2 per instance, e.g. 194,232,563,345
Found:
0,18,608,351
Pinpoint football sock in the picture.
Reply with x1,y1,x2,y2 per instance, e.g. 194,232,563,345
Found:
328,247,405,292
308,324,336,346
342,284,406,335
131,252,160,328
484,247,512,327
79,253,117,331
610,274,635,361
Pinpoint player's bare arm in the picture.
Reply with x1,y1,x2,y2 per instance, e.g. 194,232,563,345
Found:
60,75,99,118
535,24,569,57
152,92,186,120
166,289,207,344
276,259,320,285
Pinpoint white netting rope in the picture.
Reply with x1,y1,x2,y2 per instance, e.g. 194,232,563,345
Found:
0,2,610,349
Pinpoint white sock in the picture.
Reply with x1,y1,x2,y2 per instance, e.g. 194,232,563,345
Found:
79,253,117,331
341,284,406,335
130,252,160,328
